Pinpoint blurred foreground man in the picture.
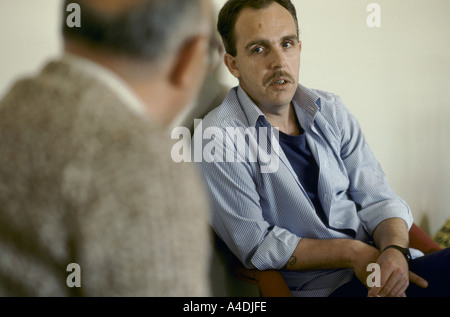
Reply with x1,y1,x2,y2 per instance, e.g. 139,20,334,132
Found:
0,0,213,296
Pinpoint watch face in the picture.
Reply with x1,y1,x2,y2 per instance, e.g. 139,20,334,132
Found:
405,249,412,261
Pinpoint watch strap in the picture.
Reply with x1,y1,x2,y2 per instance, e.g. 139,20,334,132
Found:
382,245,412,263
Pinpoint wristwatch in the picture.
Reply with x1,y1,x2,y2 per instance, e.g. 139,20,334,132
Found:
382,245,412,264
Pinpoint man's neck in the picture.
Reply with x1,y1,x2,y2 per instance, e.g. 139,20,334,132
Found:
64,42,176,124
264,103,301,136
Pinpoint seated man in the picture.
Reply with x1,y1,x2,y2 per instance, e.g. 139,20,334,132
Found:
194,0,449,297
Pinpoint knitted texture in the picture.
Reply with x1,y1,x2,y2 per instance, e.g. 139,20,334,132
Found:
0,58,211,296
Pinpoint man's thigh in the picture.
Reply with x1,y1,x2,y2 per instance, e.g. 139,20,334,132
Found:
406,248,450,297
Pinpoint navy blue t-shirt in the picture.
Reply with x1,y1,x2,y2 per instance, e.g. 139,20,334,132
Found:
278,118,355,236
278,126,326,222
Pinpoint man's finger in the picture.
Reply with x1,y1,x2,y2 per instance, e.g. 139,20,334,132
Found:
409,271,428,289
378,267,408,297
367,285,381,297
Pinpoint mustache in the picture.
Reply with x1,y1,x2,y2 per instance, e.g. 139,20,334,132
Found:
264,71,294,86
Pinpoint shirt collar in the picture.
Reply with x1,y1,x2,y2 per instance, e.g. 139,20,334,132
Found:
237,86,267,128
60,53,148,118
293,83,322,127
237,84,322,128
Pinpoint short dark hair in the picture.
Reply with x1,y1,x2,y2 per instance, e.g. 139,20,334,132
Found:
63,0,204,61
218,0,299,57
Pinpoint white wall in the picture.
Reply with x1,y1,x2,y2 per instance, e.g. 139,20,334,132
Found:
0,0,63,99
216,0,450,235
1,1,448,235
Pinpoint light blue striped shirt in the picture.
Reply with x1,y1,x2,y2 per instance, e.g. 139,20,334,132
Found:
194,84,413,296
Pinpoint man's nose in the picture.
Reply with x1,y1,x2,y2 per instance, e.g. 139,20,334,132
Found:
269,47,287,69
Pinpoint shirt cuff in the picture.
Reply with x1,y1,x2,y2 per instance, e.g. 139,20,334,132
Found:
250,227,301,270
358,199,413,235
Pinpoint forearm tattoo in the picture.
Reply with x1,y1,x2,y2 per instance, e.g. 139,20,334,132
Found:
283,256,297,270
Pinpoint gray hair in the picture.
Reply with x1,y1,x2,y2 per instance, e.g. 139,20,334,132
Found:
63,0,206,62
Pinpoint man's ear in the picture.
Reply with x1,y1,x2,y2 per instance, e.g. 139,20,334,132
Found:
169,36,207,88
224,53,240,79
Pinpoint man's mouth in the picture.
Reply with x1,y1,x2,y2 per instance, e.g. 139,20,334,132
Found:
271,79,288,86
265,71,294,87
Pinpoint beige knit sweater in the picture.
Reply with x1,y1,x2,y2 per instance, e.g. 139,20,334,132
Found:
0,56,211,296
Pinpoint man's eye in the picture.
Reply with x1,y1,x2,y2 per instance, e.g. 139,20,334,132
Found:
282,41,293,48
252,47,264,54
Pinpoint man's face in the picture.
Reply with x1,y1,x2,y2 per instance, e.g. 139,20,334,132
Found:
225,2,301,114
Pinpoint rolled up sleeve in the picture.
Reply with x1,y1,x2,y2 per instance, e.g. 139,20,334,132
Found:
251,226,301,270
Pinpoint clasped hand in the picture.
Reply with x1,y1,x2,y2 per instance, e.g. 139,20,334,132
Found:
355,245,428,297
